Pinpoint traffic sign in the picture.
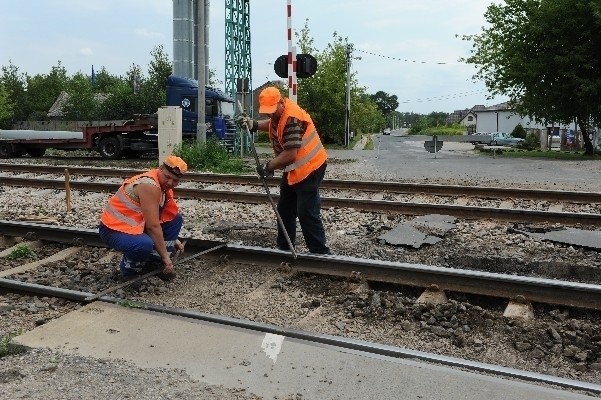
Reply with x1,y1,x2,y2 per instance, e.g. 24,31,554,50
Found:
274,54,318,79
424,140,443,153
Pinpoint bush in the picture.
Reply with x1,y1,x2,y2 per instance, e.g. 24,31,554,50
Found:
512,124,527,139
173,138,251,174
254,131,269,143
419,125,465,136
517,133,541,150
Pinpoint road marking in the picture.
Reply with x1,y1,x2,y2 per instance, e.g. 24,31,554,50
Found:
261,333,284,363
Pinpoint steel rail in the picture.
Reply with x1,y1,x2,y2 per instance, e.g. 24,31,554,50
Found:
0,277,599,395
1,220,600,311
1,177,600,225
216,244,601,310
1,163,599,203
0,220,224,251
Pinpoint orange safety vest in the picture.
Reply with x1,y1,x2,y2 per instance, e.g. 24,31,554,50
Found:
270,98,328,185
100,169,180,234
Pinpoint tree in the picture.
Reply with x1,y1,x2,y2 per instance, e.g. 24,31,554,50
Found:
511,124,527,139
141,45,173,114
96,46,173,120
370,91,398,116
93,66,122,92
208,68,222,88
297,26,348,144
408,117,429,134
25,62,68,119
62,72,98,120
297,21,381,144
426,112,448,127
352,90,385,135
0,84,13,128
98,80,139,120
0,61,29,122
462,0,601,154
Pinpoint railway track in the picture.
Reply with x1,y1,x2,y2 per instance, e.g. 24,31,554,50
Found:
1,220,601,395
1,220,600,311
3,280,600,396
1,166,600,226
1,162,600,203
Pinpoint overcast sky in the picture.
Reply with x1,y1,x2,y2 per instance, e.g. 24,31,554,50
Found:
0,0,507,114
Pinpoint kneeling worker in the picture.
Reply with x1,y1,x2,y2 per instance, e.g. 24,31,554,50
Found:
98,155,187,280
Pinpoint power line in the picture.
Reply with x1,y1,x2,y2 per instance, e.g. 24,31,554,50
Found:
354,49,495,107
356,49,464,66
398,89,488,104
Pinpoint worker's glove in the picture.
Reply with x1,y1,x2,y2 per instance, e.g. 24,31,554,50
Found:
256,161,274,179
237,114,258,132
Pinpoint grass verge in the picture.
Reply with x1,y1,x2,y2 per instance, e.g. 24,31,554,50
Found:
480,148,601,160
174,139,253,174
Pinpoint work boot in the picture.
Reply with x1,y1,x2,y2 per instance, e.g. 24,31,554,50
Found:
119,255,142,277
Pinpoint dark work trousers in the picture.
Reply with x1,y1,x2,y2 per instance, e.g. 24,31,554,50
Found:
277,162,329,254
98,213,183,276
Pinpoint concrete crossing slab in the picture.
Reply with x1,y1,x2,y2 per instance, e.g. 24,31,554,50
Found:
13,302,595,400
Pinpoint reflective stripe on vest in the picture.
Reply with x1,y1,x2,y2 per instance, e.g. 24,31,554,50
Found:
100,169,179,234
102,190,143,228
284,130,325,172
273,99,328,185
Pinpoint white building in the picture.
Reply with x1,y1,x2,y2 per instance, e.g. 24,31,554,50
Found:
473,102,576,134
463,102,601,150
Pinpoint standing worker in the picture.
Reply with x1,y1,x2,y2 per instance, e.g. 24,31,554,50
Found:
98,155,188,280
238,86,330,254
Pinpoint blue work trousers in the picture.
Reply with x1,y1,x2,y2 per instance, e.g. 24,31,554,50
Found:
277,162,329,254
98,213,183,275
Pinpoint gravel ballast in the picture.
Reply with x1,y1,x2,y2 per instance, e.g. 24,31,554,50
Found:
1,145,601,398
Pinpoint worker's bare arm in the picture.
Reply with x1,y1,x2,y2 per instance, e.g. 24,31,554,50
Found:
268,148,298,171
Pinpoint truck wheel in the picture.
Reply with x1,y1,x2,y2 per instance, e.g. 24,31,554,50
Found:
0,143,20,158
98,137,123,159
26,148,46,157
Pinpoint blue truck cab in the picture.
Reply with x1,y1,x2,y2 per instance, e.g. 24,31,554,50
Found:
165,75,236,148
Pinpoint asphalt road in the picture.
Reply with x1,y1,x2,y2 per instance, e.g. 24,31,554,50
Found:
327,131,601,192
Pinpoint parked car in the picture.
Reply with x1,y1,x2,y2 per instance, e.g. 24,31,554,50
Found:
383,128,391,135
489,132,524,147
470,132,491,145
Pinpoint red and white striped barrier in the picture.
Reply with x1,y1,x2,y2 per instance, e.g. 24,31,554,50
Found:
287,0,297,102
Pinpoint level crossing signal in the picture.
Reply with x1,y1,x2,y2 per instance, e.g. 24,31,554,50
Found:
274,54,318,79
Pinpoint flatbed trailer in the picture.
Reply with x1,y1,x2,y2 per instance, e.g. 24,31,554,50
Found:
0,119,158,159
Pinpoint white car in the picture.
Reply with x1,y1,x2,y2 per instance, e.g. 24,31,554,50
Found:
489,132,525,147
383,128,391,135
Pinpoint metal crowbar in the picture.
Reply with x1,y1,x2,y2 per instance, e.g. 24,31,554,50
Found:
237,100,297,259
84,241,225,302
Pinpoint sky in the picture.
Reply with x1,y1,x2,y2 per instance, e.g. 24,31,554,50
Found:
0,0,508,114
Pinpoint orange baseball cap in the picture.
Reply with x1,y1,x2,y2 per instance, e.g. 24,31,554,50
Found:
163,155,188,178
258,86,282,114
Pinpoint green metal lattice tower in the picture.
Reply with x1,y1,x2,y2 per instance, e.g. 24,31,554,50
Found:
225,0,252,112
225,0,252,154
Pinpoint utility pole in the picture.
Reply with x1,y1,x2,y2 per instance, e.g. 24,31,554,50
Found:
204,0,210,83
196,0,207,143
345,44,352,148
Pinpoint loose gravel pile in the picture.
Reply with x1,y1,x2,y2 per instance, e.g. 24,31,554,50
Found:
1,150,601,398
